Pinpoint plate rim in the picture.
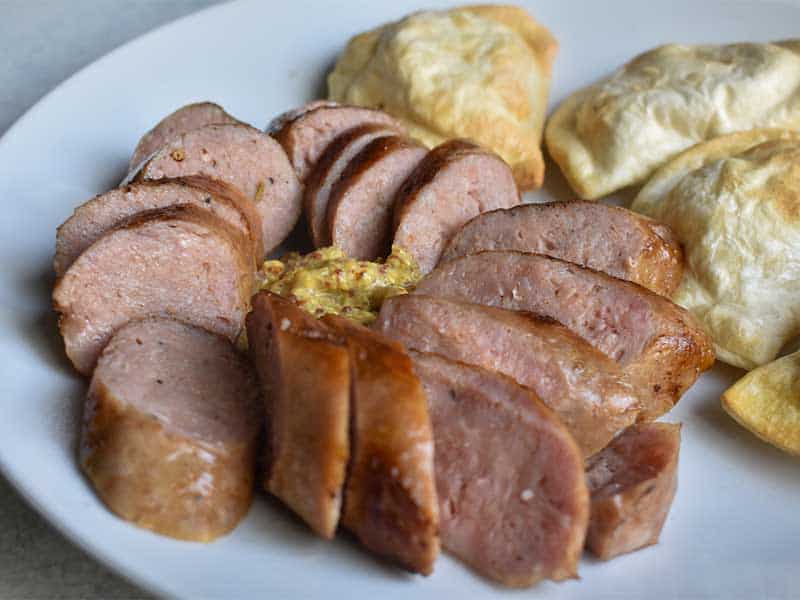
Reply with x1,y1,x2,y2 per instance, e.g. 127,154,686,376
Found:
0,3,241,597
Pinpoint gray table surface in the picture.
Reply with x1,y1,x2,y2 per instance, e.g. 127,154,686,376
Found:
0,3,222,597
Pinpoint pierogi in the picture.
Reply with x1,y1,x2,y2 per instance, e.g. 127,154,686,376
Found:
632,129,800,369
327,5,557,190
547,41,800,199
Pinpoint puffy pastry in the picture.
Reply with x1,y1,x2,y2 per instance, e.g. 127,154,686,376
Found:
722,349,800,456
546,41,800,200
632,129,800,369
327,5,557,190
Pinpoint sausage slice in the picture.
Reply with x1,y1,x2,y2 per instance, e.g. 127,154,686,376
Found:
53,205,253,375
129,102,242,173
134,123,301,254
55,176,264,276
266,100,338,136
323,314,439,576
392,139,520,273
246,292,350,539
586,422,681,560
328,136,427,260
81,317,261,541
270,102,404,181
304,124,398,248
375,295,642,456
411,351,588,587
415,252,714,418
440,201,684,296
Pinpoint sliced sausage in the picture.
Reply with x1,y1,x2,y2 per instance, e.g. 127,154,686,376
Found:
323,314,439,576
270,102,404,181
134,123,301,254
246,292,350,539
328,136,427,260
440,201,685,296
265,100,338,135
586,422,681,560
415,252,715,418
375,295,642,456
53,205,253,375
80,317,261,541
392,139,520,273
129,102,243,173
55,176,264,276
411,351,588,587
304,124,398,248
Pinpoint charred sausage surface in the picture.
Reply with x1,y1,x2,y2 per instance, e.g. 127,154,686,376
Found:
247,292,350,539
416,251,714,417
392,140,520,273
55,176,264,275
375,295,642,456
441,201,684,296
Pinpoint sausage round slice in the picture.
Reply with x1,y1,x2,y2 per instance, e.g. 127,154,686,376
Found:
129,102,242,173
81,317,261,541
246,292,350,539
55,176,264,276
411,351,588,587
392,139,520,273
270,102,404,181
375,295,642,457
304,124,398,248
328,136,427,260
586,422,681,560
323,314,439,576
440,201,685,296
53,205,253,375
134,123,301,254
415,251,714,418
265,100,338,135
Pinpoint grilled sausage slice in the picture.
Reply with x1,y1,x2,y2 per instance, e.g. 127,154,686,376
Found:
328,136,427,260
392,140,520,273
134,123,301,254
411,351,588,587
266,100,338,136
270,102,404,181
375,295,641,456
304,124,398,248
55,177,264,276
53,205,253,375
81,317,261,541
415,252,714,418
440,201,684,296
129,102,242,173
246,292,350,539
586,422,681,560
323,314,439,576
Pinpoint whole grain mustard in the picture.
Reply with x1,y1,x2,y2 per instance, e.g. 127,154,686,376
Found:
259,246,421,324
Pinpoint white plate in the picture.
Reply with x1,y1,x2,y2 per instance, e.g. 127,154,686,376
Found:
1,0,799,598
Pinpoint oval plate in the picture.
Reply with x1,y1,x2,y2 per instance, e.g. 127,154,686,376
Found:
0,0,798,598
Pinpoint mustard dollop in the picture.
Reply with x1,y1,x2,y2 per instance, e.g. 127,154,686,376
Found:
259,246,421,324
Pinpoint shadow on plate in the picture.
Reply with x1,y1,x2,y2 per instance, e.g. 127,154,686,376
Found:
536,150,575,203
312,57,337,101
530,147,642,207
103,162,130,191
689,361,799,475
248,491,416,582
16,261,75,378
